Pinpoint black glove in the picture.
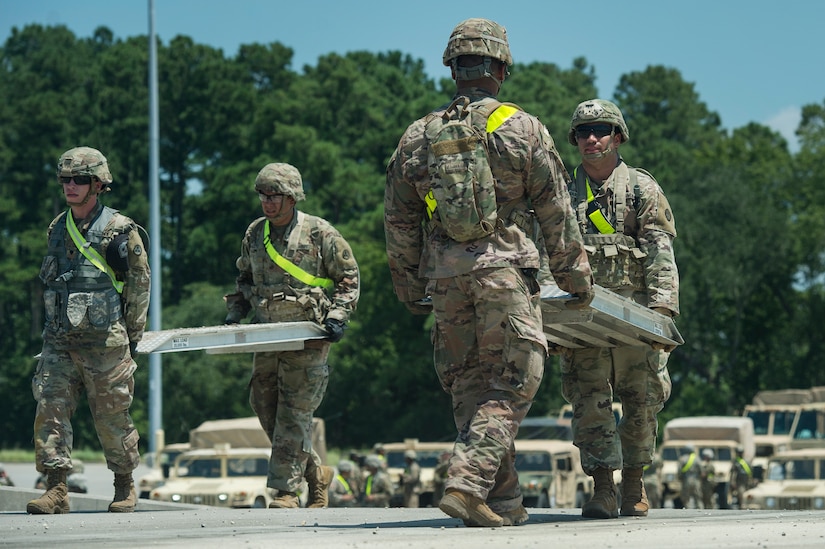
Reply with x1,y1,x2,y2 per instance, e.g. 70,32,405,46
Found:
565,288,595,310
129,341,138,357
405,297,433,316
324,318,347,343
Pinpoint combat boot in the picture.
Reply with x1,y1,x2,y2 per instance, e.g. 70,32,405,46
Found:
620,467,649,517
439,489,504,527
472,504,528,527
26,469,70,514
582,467,618,519
305,464,335,509
269,491,300,508
109,473,137,512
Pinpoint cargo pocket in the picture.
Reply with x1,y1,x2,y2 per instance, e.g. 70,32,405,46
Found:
88,291,112,329
499,314,546,401
43,290,59,329
66,292,91,329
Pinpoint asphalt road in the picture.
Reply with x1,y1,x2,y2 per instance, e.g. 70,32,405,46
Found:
4,462,825,548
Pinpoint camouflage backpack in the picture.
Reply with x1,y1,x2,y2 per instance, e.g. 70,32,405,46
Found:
424,96,520,242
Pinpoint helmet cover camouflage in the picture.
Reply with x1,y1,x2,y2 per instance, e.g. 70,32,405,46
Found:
57,146,113,185
442,18,513,67
254,162,305,202
364,455,383,469
567,99,630,145
337,460,354,473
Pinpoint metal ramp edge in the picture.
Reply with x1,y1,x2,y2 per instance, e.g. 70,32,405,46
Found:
540,282,683,349
136,321,328,355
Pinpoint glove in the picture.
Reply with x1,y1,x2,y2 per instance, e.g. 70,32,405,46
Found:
129,341,138,357
565,288,595,310
405,297,432,316
324,318,347,343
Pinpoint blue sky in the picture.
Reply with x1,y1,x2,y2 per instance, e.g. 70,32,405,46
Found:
3,0,823,151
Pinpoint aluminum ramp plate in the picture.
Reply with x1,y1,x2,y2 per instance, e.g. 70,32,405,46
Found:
136,321,328,355
540,282,683,349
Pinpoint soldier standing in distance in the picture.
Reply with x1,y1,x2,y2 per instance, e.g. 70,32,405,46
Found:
28,146,150,514
385,18,593,527
224,163,359,509
562,99,679,518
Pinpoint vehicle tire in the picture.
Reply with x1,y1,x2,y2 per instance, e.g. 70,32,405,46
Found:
253,496,266,508
575,489,586,508
537,491,549,508
716,483,730,509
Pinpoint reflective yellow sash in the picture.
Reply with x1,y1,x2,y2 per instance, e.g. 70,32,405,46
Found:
65,211,124,294
575,167,616,234
263,220,334,290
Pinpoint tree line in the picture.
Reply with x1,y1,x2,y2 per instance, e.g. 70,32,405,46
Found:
1,24,824,453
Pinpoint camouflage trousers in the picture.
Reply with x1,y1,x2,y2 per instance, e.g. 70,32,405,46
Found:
32,343,140,474
560,345,671,474
431,267,546,512
249,341,330,493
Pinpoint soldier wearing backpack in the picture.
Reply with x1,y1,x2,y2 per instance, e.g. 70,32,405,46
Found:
562,99,679,519
385,18,593,527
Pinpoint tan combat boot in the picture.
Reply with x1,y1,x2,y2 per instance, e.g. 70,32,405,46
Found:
27,469,70,514
109,473,137,512
305,464,335,509
582,467,618,519
439,489,504,527
269,491,300,508
620,467,649,517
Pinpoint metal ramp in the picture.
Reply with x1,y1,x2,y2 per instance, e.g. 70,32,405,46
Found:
540,282,683,349
136,321,327,355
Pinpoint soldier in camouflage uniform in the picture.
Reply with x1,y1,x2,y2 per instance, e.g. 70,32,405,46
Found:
359,455,395,508
385,18,593,527
224,163,359,509
562,99,679,519
28,147,150,515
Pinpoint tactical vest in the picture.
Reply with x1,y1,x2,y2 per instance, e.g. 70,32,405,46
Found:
248,211,333,324
572,163,646,293
40,207,123,337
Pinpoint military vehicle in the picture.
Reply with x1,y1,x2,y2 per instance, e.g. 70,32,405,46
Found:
514,439,592,508
137,442,191,499
149,416,326,508
741,447,825,510
658,416,755,508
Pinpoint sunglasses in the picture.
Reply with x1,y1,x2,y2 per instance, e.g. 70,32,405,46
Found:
59,175,94,185
258,192,286,203
575,124,614,140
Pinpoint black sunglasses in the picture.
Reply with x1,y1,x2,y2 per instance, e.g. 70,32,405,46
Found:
575,124,614,140
59,175,94,185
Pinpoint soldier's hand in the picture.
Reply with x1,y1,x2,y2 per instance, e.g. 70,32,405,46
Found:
565,288,595,310
224,315,240,325
324,318,347,343
405,297,432,315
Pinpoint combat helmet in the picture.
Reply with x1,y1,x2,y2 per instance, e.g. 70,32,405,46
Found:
254,162,305,202
443,18,512,83
567,99,630,146
57,146,113,190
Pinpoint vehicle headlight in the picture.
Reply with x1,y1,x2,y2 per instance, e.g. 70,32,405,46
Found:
814,498,825,510
218,493,229,502
765,497,776,509
171,494,182,502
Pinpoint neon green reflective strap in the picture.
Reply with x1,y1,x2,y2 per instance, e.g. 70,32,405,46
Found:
737,457,752,477
681,452,697,473
575,167,615,234
263,221,334,290
486,103,520,133
65,211,124,294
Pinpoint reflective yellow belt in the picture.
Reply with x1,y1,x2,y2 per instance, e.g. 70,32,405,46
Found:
263,221,334,290
65,211,124,294
681,452,697,473
575,167,615,234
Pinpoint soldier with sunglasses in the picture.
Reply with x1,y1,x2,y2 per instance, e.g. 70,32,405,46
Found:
562,99,680,519
28,146,150,515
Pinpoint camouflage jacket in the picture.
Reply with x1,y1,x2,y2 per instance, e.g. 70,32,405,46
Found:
384,87,592,302
41,202,150,349
570,159,679,315
226,211,359,325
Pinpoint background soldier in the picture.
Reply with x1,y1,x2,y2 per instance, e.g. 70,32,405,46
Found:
401,449,421,508
700,448,717,509
225,162,360,509
328,460,358,508
562,99,679,519
731,445,753,508
678,445,702,509
360,455,394,508
28,146,150,514
385,18,593,527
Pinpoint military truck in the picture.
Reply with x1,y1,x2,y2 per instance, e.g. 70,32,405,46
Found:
382,439,453,507
137,441,191,499
658,416,755,508
558,402,623,425
149,416,326,508
514,439,592,508
741,447,825,510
